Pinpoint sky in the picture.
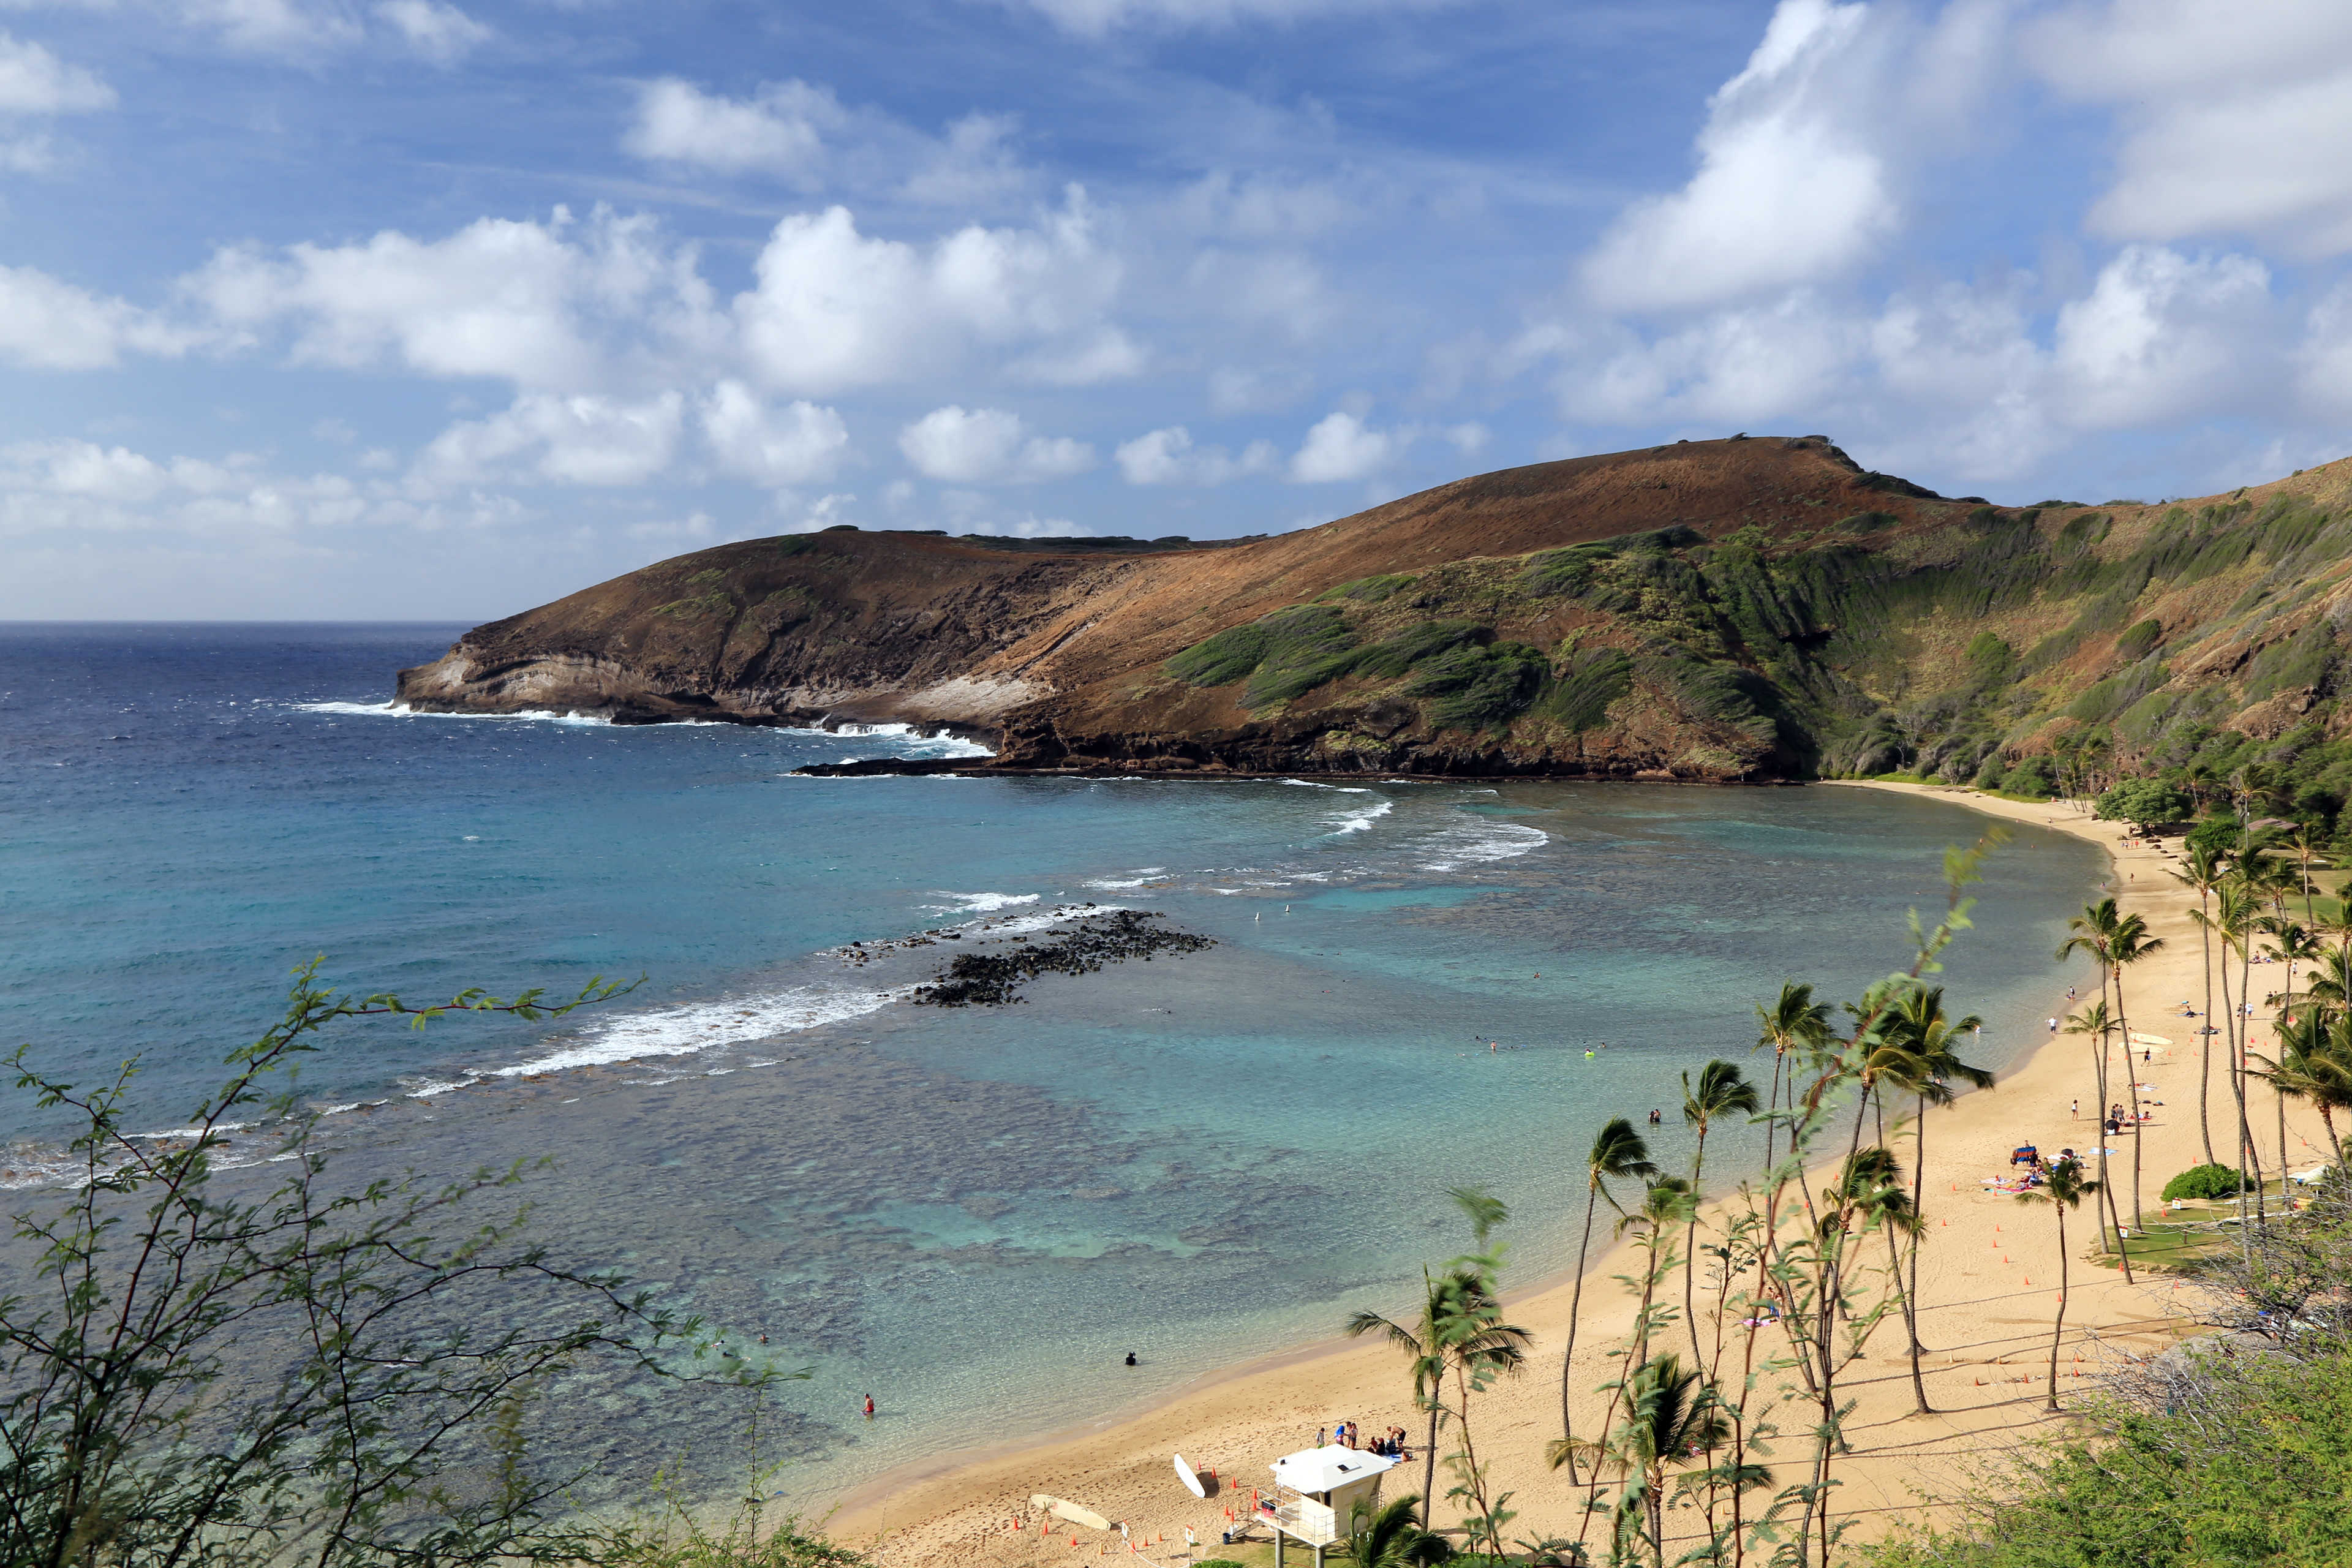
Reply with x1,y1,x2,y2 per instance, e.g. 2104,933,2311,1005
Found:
4,0,2351,619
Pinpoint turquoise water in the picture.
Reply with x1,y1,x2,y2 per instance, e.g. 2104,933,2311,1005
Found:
0,624,2105,1500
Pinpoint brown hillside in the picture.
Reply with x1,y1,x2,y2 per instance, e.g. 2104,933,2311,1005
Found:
396,439,2352,783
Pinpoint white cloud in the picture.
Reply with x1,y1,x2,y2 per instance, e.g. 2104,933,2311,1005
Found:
187,206,720,391
1004,0,1447,39
1113,424,1276,485
175,0,365,55
1185,247,1333,339
622,78,840,183
1287,410,1394,482
897,404,1093,483
413,391,686,489
0,263,198,368
1581,0,1893,311
2051,246,2275,427
0,30,111,115
0,437,377,535
373,0,489,63
2026,3,2352,256
699,380,850,486
734,191,1136,396
902,113,1029,206
1443,421,1489,456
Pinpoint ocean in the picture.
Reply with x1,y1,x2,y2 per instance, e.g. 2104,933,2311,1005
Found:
0,622,2105,1504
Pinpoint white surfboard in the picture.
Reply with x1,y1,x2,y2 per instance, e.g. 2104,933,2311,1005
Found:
1032,1494,1114,1532
2130,1032,2172,1047
1174,1453,1207,1499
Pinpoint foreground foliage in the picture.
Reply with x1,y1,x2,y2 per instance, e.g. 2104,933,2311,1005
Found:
0,962,793,1568
1866,1175,2352,1567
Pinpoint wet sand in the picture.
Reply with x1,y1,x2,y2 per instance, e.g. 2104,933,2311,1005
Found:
826,782,2331,1563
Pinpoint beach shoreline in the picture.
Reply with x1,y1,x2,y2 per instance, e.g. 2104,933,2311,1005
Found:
824,780,2331,1562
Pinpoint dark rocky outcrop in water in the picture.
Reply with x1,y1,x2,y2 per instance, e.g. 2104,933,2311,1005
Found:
396,438,2352,785
909,912,1215,1006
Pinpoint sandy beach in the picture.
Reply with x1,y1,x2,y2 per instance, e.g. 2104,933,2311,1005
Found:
827,782,2335,1564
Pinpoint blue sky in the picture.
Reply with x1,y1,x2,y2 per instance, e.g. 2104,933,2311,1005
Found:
3,0,2350,618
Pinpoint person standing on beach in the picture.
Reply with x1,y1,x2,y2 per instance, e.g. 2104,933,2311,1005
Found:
862,1394,875,1420
2071,1098,2079,1120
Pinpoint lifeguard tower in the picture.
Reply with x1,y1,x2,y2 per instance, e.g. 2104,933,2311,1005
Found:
1265,1445,1403,1567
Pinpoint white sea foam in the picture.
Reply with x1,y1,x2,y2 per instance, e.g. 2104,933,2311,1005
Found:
1418,819,1548,870
293,703,993,755
1322,801,1394,836
499,985,905,1077
1084,865,1168,889
294,701,616,725
925,891,1041,914
970,903,1128,937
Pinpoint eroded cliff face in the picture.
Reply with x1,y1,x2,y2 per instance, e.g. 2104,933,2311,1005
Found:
396,435,2352,783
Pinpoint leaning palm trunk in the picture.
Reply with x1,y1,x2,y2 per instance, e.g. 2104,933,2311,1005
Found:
2046,1204,2070,1411
2113,962,2145,1232
2198,891,2217,1163
1559,1184,1602,1483
1907,1093,1934,1411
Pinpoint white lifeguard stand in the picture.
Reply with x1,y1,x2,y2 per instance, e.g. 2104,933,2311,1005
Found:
1266,1446,1403,1567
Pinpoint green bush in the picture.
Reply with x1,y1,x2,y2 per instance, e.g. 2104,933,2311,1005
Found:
1867,1341,2352,1567
1314,573,1415,603
1193,1560,1248,1567
2096,778,2190,830
1166,605,1360,707
1411,641,1550,730
2162,1162,2243,1201
1352,619,1488,680
1971,754,2007,790
2001,756,2058,798
1537,647,1634,732
2114,617,2163,662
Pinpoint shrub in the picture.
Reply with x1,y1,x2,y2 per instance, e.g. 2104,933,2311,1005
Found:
1167,605,1360,706
1537,647,1634,732
2162,1162,2244,1201
2096,778,2190,831
1315,573,1416,603
2001,756,2058,798
2115,617,2163,662
1352,619,1488,680
1410,641,1550,730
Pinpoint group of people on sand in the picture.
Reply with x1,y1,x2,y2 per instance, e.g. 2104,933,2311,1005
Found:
2005,1144,2086,1186
1320,1421,1410,1458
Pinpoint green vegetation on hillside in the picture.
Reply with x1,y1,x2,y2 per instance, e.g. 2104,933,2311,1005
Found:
1158,482,2352,799
1869,1175,2352,1568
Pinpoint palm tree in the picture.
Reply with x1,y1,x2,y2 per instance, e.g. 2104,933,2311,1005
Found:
2252,1012,2352,1165
1553,1352,1754,1568
1679,1061,1758,1366
1344,1265,1523,1531
1346,1495,1455,1567
2061,1002,2130,1277
2015,1156,2100,1412
2207,874,2265,1234
1753,982,1832,1173
1346,1268,1461,1530
2260,916,2320,1202
1877,987,1989,1412
1580,1177,1695,1526
2059,900,2163,1261
1558,1118,1656,1481
2105,909,2166,1232
2173,840,2228,1164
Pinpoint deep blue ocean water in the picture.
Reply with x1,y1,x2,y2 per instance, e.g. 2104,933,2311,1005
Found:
0,623,2106,1501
